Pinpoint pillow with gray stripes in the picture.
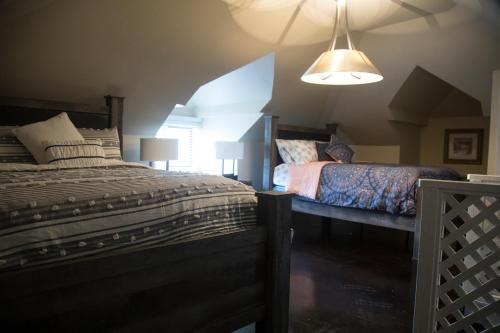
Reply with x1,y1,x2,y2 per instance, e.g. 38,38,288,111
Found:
0,126,122,164
0,126,35,164
78,127,122,160
43,139,107,167
0,135,36,164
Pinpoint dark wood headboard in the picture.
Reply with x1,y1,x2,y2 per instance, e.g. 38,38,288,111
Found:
0,95,124,151
262,115,337,190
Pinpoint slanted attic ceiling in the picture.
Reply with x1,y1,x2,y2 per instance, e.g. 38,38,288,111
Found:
0,0,499,144
389,66,482,126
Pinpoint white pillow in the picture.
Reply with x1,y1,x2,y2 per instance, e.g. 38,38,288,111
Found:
43,139,106,167
276,139,295,163
273,163,290,187
276,139,318,164
12,113,84,164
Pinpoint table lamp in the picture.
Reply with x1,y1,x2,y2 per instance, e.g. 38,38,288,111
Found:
140,138,178,171
215,141,244,179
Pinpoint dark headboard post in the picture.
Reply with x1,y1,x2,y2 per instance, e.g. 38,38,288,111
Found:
326,123,337,137
262,116,338,191
105,95,125,152
263,115,279,191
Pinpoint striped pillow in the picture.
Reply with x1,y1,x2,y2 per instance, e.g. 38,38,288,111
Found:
78,127,122,160
43,139,106,167
0,136,36,164
0,127,36,163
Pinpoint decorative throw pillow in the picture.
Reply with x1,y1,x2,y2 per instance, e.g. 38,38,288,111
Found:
315,142,334,161
325,142,354,163
78,127,122,160
43,139,106,167
276,139,318,164
12,112,84,164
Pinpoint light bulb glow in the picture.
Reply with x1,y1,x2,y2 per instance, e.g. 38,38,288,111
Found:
301,49,383,85
301,0,383,86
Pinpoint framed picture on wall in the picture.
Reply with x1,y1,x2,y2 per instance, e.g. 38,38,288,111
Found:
444,129,483,164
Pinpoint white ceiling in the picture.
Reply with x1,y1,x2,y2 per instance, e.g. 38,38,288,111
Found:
0,0,499,145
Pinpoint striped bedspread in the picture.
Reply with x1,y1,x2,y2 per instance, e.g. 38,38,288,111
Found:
0,162,257,273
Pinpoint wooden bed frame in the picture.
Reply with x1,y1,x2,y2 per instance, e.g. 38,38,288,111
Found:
262,115,420,259
0,96,293,332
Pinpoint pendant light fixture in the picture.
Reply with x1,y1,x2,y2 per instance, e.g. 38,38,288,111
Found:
301,0,383,85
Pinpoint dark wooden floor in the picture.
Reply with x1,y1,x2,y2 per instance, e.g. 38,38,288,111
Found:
289,224,414,333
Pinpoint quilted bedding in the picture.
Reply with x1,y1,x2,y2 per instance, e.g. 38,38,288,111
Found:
0,162,257,273
274,162,460,215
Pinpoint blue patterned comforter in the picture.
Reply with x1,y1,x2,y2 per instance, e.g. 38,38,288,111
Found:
312,163,460,216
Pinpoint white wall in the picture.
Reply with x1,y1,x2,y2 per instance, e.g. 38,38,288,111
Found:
487,70,500,175
2,1,500,167
321,4,500,145
122,134,142,163
350,145,400,164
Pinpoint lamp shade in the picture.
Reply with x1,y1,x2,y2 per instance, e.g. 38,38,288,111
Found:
140,138,178,161
215,141,244,159
301,49,383,85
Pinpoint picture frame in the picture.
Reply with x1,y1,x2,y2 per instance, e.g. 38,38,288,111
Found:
444,129,483,164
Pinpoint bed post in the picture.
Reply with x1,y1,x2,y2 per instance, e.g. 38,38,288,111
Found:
325,123,337,138
104,95,125,152
256,191,293,333
263,115,279,191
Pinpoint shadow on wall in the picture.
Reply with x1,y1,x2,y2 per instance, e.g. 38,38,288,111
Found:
389,66,489,174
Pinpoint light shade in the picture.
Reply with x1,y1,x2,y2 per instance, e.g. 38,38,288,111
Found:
140,138,178,161
301,49,383,85
215,141,244,159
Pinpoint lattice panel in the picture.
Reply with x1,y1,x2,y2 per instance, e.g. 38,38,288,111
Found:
434,193,500,333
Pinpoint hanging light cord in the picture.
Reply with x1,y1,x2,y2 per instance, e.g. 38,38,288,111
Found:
328,0,355,51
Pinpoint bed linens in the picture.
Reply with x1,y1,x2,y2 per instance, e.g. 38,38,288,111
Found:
0,162,257,273
274,162,460,215
317,163,459,215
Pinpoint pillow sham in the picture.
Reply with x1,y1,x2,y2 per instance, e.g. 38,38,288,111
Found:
325,142,354,163
78,127,122,160
12,112,84,164
315,141,334,162
276,139,318,164
276,139,295,163
43,139,106,167
0,136,36,164
273,163,290,187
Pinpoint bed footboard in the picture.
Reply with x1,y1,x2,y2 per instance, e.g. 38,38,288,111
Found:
0,191,293,333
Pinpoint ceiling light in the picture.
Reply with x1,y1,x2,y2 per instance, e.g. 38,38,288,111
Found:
301,0,383,85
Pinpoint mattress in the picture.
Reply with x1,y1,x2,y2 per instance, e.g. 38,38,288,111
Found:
0,162,257,273
274,162,460,215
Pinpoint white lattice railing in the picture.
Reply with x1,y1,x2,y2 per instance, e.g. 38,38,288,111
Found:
413,178,500,333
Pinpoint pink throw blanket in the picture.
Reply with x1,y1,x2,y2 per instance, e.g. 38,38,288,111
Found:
287,161,335,199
